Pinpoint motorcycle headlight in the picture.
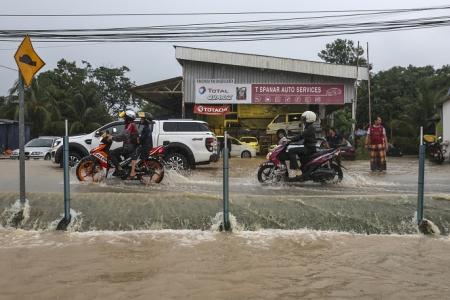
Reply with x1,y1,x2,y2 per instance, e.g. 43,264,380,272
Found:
266,152,272,159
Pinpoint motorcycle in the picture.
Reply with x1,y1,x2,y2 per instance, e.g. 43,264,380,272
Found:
75,132,165,184
423,135,445,164
257,137,344,184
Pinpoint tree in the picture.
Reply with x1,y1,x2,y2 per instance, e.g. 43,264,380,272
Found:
87,63,140,115
318,38,368,66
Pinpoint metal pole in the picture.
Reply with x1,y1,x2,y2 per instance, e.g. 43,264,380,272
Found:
351,41,360,143
18,71,26,204
222,131,230,231
181,76,185,119
57,119,71,230
417,126,425,224
63,119,70,220
367,42,372,126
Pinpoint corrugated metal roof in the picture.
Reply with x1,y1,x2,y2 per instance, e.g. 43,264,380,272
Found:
175,46,369,81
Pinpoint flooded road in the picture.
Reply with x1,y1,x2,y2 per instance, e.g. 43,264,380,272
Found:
1,158,450,299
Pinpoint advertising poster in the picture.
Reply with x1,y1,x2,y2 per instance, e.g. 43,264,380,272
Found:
195,79,252,104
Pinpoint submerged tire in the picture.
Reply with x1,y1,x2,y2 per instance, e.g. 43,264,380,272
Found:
324,163,343,184
432,150,444,164
139,159,164,184
76,156,102,182
257,164,281,183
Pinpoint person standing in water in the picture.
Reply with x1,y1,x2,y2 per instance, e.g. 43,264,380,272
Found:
365,116,388,172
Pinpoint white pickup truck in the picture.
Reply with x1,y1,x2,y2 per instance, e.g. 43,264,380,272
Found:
51,119,219,170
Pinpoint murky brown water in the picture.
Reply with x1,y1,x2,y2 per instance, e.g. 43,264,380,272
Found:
2,158,450,299
1,229,450,299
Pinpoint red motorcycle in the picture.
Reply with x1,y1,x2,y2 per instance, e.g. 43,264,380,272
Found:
257,138,343,184
76,132,165,184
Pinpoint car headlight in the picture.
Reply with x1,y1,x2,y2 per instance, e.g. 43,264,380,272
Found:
31,151,43,155
53,141,61,147
12,150,19,155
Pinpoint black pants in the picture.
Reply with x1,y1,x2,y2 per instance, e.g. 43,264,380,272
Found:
288,146,314,170
110,144,136,169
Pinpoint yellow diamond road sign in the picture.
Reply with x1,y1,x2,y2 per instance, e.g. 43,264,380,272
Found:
14,35,45,87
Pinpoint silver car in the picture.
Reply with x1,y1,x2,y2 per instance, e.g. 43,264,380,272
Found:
10,136,60,160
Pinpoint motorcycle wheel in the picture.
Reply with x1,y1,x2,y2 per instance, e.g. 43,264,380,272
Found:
325,163,344,184
257,164,282,184
76,156,103,182
139,159,165,184
432,149,444,164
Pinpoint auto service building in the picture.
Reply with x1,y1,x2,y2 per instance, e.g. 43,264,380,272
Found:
132,46,368,142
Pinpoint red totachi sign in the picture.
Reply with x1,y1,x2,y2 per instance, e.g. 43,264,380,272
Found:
252,84,345,105
194,104,231,115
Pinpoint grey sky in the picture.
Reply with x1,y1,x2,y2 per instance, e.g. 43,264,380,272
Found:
1,0,450,96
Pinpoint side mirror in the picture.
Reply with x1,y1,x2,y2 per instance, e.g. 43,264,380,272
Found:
94,131,101,137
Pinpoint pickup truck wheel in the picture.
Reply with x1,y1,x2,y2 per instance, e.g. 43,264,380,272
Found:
59,151,82,168
277,130,287,139
241,151,252,158
165,153,189,171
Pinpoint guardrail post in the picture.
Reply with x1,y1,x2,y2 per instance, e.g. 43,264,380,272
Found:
57,119,71,230
222,131,231,231
417,126,425,224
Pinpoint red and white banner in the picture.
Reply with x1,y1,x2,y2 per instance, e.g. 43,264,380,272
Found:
194,104,231,115
252,84,345,105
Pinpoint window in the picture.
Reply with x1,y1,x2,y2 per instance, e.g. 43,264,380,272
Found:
231,138,240,145
105,124,125,135
163,122,210,132
26,138,53,147
288,114,301,122
274,115,285,123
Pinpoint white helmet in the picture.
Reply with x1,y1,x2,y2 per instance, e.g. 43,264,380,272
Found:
301,111,317,123
119,110,136,120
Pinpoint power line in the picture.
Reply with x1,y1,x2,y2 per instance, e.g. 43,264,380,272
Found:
1,4,449,17
0,64,18,71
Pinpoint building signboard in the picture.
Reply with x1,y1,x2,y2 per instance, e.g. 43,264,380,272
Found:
195,79,252,104
252,84,345,105
193,104,231,115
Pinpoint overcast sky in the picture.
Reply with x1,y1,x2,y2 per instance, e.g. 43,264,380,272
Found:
1,0,450,96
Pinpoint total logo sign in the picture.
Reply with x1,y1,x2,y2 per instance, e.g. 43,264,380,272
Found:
194,104,231,115
195,80,252,104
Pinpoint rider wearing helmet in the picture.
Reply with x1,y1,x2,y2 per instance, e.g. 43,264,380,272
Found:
111,110,139,176
137,111,154,160
288,111,317,175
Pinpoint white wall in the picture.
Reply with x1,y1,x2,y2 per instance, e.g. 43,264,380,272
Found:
442,100,450,158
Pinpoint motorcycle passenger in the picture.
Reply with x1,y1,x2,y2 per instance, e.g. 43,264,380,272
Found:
110,110,139,177
288,111,317,176
137,112,154,161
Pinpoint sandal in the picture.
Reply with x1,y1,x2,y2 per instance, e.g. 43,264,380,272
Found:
126,175,139,180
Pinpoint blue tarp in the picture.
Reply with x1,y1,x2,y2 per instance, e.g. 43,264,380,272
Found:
0,119,31,151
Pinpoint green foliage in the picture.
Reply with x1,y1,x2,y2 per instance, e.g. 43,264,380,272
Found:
333,108,354,138
318,38,368,66
0,59,140,137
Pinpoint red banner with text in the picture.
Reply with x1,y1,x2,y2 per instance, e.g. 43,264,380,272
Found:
194,104,231,115
252,84,345,105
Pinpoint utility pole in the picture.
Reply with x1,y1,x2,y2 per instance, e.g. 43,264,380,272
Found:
352,41,360,142
367,42,372,126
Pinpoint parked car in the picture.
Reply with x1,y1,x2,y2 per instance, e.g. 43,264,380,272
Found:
266,113,321,139
239,136,260,154
11,136,60,160
217,135,257,158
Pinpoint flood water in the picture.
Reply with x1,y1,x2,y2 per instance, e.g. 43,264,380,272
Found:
1,157,450,299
